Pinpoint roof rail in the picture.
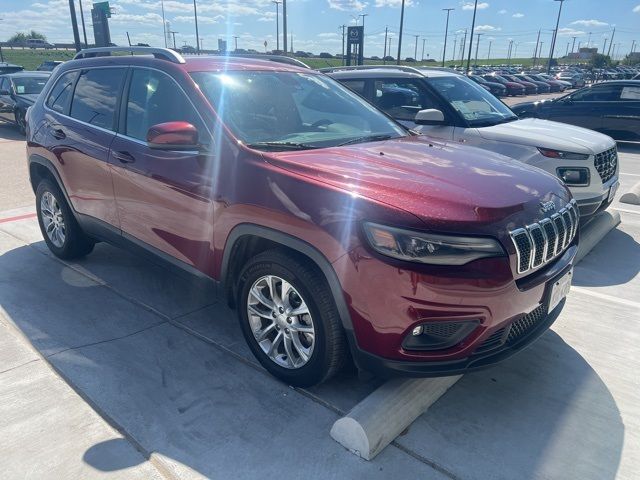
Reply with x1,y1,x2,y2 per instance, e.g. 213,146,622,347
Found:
318,64,424,75
214,53,310,69
73,46,185,64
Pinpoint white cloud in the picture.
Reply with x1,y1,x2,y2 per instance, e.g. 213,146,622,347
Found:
512,13,524,18
633,4,640,13
497,9,507,14
111,12,164,26
557,27,586,36
173,14,222,24
475,24,500,32
327,0,368,11
571,19,608,27
375,0,412,6
461,2,489,10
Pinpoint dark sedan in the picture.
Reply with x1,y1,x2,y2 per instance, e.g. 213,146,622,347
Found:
483,74,525,96
501,74,537,94
0,71,50,134
468,75,507,96
526,74,565,92
515,74,551,93
511,80,640,142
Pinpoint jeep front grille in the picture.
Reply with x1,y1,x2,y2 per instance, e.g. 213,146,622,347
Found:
510,200,578,274
594,147,617,184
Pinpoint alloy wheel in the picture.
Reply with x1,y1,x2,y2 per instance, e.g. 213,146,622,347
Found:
40,191,66,247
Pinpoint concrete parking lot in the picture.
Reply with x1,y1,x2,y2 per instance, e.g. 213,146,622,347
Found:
0,120,639,479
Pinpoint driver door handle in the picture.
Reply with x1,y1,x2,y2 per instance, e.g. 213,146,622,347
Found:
112,151,135,164
51,128,66,140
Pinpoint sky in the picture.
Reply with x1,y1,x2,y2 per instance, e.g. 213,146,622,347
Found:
1,0,639,60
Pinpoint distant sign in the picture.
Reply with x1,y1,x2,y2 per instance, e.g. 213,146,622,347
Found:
93,2,111,18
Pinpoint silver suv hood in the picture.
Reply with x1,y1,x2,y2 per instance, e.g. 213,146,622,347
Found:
477,118,615,155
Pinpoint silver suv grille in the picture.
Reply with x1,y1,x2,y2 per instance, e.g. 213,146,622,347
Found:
510,199,578,274
594,147,617,184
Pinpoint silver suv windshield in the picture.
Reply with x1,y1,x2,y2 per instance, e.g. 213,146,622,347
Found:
427,75,518,128
191,70,406,150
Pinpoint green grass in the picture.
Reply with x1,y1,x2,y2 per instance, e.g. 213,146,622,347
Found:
0,48,586,71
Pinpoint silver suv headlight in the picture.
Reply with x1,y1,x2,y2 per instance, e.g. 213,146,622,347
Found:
363,222,505,265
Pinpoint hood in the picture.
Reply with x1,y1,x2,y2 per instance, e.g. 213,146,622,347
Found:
477,118,615,154
263,136,570,230
15,93,38,104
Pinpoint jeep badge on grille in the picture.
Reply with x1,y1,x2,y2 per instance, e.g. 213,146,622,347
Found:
539,201,555,213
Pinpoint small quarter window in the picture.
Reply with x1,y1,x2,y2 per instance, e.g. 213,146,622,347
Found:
46,71,79,114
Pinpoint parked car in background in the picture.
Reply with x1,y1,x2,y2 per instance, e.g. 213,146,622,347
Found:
483,74,525,96
468,74,507,96
36,61,64,72
0,62,24,75
525,74,566,92
27,47,578,386
327,66,619,219
555,71,586,89
0,71,50,134
512,80,640,143
539,73,572,90
515,74,551,94
500,74,538,95
26,38,55,49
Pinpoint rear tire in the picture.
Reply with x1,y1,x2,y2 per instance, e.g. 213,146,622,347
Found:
36,179,94,259
15,109,26,135
237,249,347,387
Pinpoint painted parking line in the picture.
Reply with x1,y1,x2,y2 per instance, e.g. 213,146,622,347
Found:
0,212,37,224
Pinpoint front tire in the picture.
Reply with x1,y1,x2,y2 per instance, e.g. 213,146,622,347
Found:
237,249,347,387
36,179,94,259
15,109,26,135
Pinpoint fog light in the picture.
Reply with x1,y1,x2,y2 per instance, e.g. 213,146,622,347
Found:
557,167,590,186
403,320,479,351
412,325,423,336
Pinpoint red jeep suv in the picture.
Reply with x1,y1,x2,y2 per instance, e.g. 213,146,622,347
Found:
26,48,578,386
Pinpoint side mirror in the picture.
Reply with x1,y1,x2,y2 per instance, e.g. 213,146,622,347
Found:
147,121,199,150
415,108,445,125
0,89,10,96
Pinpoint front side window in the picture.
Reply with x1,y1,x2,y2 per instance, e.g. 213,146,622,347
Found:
125,69,204,141
372,79,441,121
427,76,517,127
190,70,405,149
12,76,48,95
340,79,366,96
570,85,622,102
46,71,79,114
70,68,126,130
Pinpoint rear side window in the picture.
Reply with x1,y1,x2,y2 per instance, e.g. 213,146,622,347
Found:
70,68,126,130
571,85,622,102
46,71,78,114
125,69,204,141
341,80,366,96
373,79,441,121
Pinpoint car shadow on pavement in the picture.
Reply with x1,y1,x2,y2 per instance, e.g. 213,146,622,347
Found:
573,228,640,287
0,123,23,141
0,234,625,479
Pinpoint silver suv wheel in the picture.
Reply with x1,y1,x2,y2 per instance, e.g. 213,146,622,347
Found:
40,191,66,247
247,275,315,369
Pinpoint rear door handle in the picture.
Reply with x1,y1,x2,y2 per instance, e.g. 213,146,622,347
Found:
112,150,135,164
51,128,66,140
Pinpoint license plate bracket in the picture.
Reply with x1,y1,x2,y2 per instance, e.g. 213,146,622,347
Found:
548,269,572,314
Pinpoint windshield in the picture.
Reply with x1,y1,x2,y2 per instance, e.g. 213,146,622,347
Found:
190,70,406,150
11,76,48,95
428,76,517,127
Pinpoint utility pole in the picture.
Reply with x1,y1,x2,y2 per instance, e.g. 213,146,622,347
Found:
340,24,347,65
452,35,457,64
282,0,288,55
200,38,203,51
421,38,426,61
507,39,513,64
630,40,636,54
442,8,454,67
383,26,388,63
565,42,569,57
67,0,82,52
460,29,467,64
533,29,541,66
465,0,479,73
78,0,88,47
547,0,565,74
273,1,281,52
413,35,419,61
587,31,592,47
487,40,492,60
571,35,576,53
397,0,405,65
603,38,608,55
170,31,178,50
607,27,615,57
290,33,293,53
233,36,239,51
388,36,393,61
359,13,368,58
474,33,483,66
193,0,200,53
161,0,167,47
539,41,544,63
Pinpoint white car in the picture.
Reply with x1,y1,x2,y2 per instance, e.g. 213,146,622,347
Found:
327,66,619,219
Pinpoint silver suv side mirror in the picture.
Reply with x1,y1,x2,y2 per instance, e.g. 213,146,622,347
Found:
415,108,445,125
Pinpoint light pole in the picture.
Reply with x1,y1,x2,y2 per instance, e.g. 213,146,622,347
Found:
571,35,576,54
67,0,82,52
161,0,167,47
547,0,565,74
272,1,281,52
396,0,405,65
193,0,200,53
78,0,88,47
340,24,346,65
442,8,454,67
282,0,287,54
359,13,368,57
465,0,479,73
234,35,239,51
474,33,483,66
487,40,492,60
170,31,178,50
421,38,426,61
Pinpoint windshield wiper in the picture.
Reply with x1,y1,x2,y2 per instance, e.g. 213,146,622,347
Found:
337,134,398,147
245,141,320,151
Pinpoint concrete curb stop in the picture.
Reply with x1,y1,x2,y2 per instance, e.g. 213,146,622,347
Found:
575,210,621,263
619,181,640,205
330,210,622,461
330,375,462,460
